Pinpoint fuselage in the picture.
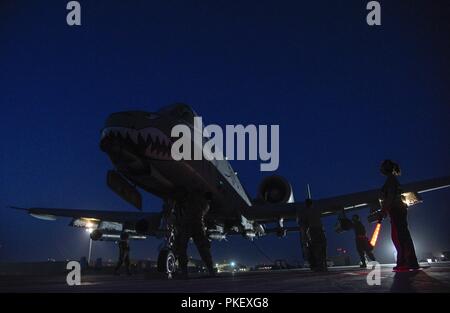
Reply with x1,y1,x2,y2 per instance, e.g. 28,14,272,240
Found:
99,104,254,233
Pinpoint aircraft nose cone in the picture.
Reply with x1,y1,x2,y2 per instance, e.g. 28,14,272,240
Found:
100,110,171,161
100,111,152,154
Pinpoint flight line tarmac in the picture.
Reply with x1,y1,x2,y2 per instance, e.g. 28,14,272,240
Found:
1,263,449,293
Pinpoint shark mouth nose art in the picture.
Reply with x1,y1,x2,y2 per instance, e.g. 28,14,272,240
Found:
101,127,172,160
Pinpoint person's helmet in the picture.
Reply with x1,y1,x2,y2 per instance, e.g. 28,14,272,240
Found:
380,159,401,176
120,232,129,240
352,214,360,222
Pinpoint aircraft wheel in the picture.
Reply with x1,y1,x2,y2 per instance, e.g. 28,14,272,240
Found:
157,248,177,274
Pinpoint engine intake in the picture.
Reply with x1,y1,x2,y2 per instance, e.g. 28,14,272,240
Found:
257,175,295,204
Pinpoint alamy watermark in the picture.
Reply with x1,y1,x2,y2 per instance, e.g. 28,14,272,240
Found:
66,1,81,26
366,1,381,26
66,1,381,27
66,261,81,286
170,117,280,172
366,261,381,286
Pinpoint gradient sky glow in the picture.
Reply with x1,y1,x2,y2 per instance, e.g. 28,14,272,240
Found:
0,0,449,266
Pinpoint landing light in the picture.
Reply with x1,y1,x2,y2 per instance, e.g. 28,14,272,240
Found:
230,262,236,267
401,192,422,207
85,228,94,234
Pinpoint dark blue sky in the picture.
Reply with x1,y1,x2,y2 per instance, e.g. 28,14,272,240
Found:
0,1,449,266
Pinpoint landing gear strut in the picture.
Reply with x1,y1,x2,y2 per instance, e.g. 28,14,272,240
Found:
157,200,178,277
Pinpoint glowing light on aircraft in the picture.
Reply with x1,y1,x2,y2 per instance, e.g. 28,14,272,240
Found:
370,223,382,247
401,192,422,207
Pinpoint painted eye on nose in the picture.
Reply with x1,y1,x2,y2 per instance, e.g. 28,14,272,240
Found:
145,113,159,120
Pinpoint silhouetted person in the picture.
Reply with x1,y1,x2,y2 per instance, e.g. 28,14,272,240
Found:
299,198,327,272
174,191,215,278
114,232,131,275
351,214,376,268
298,217,312,269
380,160,419,271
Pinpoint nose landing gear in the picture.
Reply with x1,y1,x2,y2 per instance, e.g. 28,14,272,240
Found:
157,201,178,277
157,248,177,277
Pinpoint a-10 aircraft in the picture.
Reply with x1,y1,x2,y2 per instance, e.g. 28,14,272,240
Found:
13,103,450,274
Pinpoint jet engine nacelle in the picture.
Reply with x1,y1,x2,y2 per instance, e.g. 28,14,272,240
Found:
257,175,295,204
89,229,146,241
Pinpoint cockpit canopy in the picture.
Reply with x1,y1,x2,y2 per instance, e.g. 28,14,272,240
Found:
158,103,197,125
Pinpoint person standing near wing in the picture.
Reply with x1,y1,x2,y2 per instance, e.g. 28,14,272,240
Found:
114,232,131,275
350,214,376,268
298,210,314,269
380,159,419,272
174,191,215,278
300,198,328,272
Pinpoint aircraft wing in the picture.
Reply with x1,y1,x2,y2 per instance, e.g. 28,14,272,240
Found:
245,176,450,223
11,206,163,240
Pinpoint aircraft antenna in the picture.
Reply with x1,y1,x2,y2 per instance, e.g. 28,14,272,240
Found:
307,184,312,199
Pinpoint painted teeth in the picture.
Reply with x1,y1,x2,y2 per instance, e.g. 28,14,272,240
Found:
129,131,138,144
102,127,172,160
